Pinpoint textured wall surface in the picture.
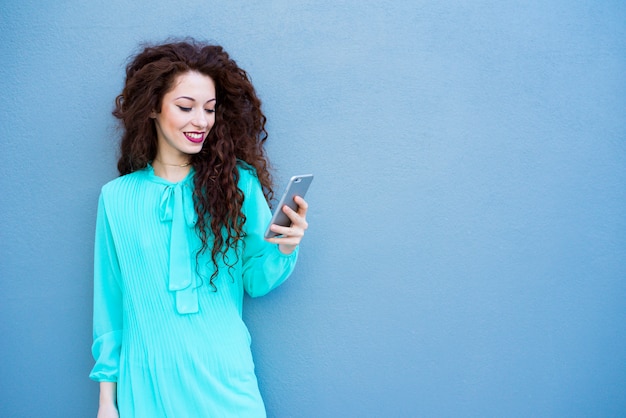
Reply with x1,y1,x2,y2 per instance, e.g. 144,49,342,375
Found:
1,1,625,417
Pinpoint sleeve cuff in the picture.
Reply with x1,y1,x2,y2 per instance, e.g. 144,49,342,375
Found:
89,330,122,382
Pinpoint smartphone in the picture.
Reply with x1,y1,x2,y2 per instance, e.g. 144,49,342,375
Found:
264,174,314,239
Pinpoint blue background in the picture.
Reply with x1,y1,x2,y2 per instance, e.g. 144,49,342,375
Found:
1,1,625,417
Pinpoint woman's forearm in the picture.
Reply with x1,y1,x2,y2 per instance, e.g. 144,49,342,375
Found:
99,381,117,406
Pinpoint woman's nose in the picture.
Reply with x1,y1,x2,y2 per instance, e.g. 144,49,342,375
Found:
192,110,209,128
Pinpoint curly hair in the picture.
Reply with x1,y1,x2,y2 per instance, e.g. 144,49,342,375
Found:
113,39,274,287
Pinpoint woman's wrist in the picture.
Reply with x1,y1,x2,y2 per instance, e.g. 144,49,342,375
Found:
278,243,297,255
99,381,117,405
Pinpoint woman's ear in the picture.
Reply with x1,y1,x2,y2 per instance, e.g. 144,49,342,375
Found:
149,111,157,119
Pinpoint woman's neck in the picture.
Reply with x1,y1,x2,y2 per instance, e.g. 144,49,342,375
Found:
152,157,192,183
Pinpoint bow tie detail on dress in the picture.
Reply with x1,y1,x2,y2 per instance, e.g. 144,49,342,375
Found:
159,181,200,314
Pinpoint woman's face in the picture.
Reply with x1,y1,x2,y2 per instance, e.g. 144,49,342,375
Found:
153,71,216,161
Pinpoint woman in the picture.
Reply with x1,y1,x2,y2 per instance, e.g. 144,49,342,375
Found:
89,40,308,417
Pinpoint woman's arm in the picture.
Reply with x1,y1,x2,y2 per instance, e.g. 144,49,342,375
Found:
239,170,307,296
90,191,124,385
97,382,118,418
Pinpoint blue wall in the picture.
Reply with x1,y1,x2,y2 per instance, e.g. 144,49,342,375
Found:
1,1,625,417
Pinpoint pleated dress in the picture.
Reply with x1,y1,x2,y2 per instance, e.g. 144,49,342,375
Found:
89,163,298,417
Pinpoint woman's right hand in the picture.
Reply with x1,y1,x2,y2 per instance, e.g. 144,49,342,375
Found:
97,403,119,418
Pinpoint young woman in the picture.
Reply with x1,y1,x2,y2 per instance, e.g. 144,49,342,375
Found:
89,40,308,418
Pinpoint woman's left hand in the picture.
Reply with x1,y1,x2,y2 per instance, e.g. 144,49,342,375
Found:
266,196,309,254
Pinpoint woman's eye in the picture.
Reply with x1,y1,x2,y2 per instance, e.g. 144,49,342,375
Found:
205,109,216,114
177,106,192,112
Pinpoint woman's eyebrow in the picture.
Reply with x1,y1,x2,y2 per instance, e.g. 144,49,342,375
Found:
175,96,217,104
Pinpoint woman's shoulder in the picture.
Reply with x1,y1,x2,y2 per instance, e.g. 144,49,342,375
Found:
236,160,260,187
101,168,150,197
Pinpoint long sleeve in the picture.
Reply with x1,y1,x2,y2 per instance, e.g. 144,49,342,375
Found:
89,192,123,382
240,169,298,297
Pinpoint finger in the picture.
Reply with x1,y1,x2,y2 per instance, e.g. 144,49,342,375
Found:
270,223,305,238
266,234,303,247
282,204,308,230
293,196,309,216
265,232,301,245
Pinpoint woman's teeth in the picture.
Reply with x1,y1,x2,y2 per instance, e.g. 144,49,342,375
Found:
185,132,204,142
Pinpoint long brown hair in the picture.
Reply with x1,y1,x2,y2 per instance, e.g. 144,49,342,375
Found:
113,39,274,287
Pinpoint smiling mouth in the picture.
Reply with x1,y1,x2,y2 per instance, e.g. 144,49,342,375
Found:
185,132,205,143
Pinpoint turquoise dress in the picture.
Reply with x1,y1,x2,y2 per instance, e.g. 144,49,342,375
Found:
89,164,298,417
